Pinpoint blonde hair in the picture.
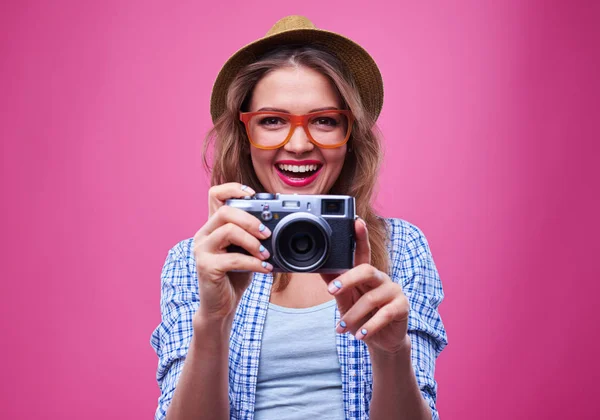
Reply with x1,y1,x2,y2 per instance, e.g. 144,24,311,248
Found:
203,45,389,291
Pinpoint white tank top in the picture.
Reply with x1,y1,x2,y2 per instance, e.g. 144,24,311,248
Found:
254,299,345,419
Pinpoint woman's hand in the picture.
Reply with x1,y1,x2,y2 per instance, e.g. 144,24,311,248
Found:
193,183,273,325
322,219,411,355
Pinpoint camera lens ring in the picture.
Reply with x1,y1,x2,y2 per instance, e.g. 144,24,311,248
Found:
272,212,332,272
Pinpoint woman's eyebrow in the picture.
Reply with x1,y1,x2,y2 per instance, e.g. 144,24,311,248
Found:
256,106,340,113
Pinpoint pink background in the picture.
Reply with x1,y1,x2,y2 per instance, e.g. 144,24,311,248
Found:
2,1,599,419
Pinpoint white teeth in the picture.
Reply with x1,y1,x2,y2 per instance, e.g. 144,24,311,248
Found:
278,164,319,172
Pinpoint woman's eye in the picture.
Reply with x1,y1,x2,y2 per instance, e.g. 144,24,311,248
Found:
259,117,285,126
313,117,338,126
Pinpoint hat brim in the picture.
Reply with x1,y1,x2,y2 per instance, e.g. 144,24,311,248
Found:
210,28,384,123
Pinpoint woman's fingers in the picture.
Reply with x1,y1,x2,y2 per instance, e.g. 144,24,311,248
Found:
202,223,270,260
208,183,255,215
196,251,273,279
212,252,273,275
354,296,409,342
335,282,406,337
199,205,271,239
327,264,407,340
325,264,384,315
327,264,386,295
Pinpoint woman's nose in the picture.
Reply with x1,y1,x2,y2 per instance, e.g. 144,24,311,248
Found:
283,125,314,154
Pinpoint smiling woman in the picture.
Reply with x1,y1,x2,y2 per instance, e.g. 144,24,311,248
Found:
206,46,392,297
151,15,448,420
245,66,348,194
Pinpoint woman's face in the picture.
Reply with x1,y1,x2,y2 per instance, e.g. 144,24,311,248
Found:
248,66,347,195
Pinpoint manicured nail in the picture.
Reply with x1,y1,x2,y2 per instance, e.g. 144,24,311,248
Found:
356,328,368,340
259,245,270,258
336,320,347,333
328,280,343,294
241,185,256,194
261,261,273,271
258,224,271,236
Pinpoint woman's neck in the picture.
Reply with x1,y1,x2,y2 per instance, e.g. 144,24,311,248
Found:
269,273,333,308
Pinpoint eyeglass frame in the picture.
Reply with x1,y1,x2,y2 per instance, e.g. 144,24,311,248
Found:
239,110,355,150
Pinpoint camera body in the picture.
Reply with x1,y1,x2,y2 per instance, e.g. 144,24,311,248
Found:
226,193,356,273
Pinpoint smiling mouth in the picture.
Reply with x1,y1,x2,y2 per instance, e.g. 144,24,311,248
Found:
275,163,322,179
274,162,324,187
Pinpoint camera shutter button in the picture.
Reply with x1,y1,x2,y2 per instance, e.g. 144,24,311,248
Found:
255,193,275,200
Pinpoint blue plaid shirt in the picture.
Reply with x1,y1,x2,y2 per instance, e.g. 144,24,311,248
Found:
151,218,448,419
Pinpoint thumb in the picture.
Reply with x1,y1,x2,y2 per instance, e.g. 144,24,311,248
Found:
354,217,371,266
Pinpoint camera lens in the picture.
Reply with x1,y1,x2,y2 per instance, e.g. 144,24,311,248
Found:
272,213,331,272
291,233,313,254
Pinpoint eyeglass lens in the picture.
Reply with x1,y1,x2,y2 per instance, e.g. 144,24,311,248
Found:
247,112,349,147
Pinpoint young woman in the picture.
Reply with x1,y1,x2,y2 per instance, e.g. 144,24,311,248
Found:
151,15,448,420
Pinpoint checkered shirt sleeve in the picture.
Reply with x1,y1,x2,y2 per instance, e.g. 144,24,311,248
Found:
150,239,197,420
387,218,448,420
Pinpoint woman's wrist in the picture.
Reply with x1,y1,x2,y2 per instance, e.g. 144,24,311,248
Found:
192,311,234,348
368,334,412,364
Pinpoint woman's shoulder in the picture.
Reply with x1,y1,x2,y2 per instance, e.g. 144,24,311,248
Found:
380,217,431,245
163,237,196,272
384,218,439,293
379,217,435,270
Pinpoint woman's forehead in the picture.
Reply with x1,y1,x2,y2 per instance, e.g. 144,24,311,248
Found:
249,67,342,112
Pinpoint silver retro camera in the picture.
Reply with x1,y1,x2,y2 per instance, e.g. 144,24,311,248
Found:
226,193,356,273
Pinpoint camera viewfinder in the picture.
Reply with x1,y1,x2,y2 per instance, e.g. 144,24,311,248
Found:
322,199,344,215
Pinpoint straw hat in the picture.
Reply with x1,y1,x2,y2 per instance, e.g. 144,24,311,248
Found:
209,15,384,123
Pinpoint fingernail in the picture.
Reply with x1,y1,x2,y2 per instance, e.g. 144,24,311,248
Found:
328,280,343,294
336,320,347,333
358,216,367,227
261,261,273,271
258,224,271,236
259,245,270,258
241,185,255,194
356,328,368,340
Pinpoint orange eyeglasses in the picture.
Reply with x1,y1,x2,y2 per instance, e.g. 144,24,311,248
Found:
239,110,354,150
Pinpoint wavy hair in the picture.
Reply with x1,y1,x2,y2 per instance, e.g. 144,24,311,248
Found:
203,45,389,291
